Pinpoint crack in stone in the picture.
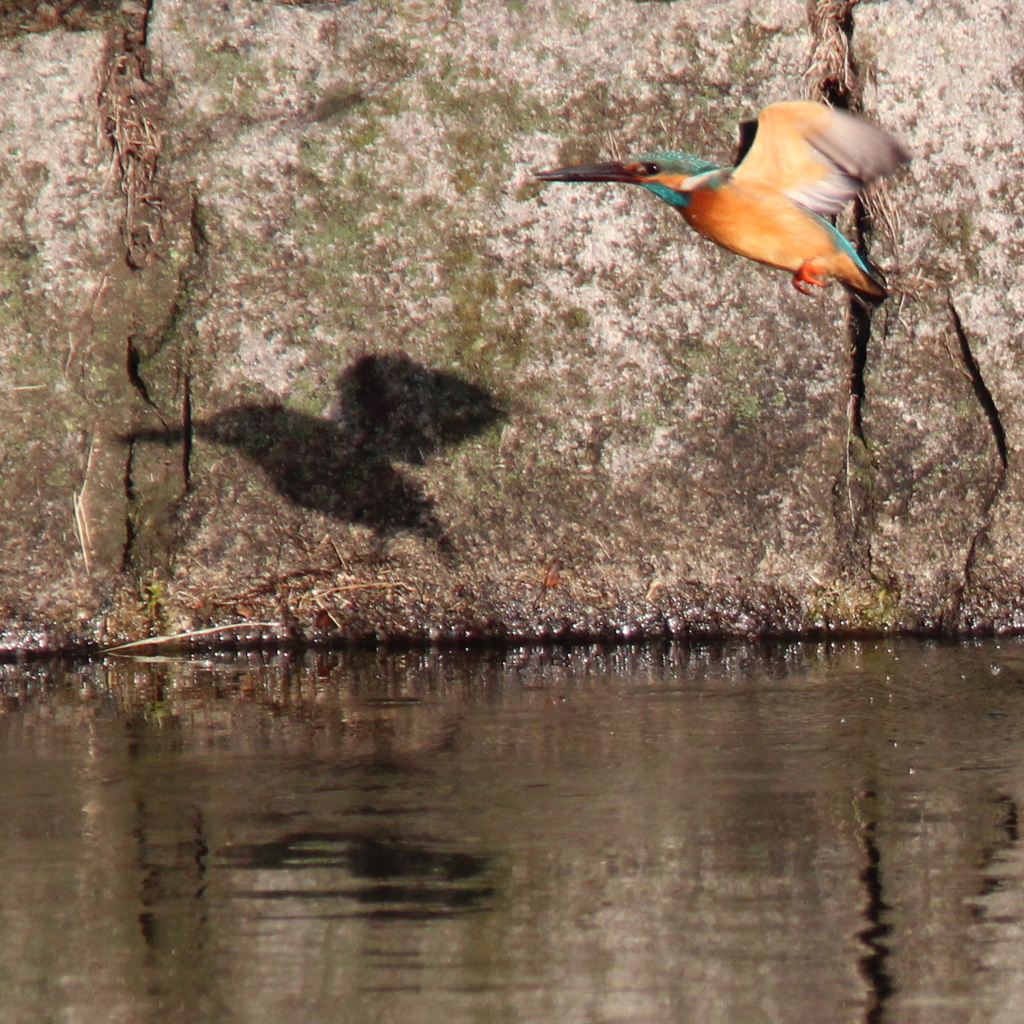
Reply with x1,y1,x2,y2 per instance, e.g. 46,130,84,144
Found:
805,1,879,444
119,189,204,571
805,1,884,576
948,298,1008,469
117,190,201,569
182,369,193,493
98,0,163,269
126,335,162,413
847,269,871,442
806,1,927,630
805,0,859,107
179,196,209,496
121,437,139,573
947,298,1009,624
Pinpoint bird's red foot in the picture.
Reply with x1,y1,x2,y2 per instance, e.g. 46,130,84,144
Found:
791,260,829,295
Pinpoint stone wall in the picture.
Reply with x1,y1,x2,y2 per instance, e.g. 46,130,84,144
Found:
0,0,1020,649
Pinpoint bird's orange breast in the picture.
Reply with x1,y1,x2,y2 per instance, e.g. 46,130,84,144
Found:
681,181,836,273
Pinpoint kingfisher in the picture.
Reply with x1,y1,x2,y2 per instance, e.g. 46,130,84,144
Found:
536,100,910,304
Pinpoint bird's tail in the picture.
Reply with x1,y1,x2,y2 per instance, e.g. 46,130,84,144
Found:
843,261,888,307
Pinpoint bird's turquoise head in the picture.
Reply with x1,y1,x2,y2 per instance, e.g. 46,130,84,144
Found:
536,150,721,209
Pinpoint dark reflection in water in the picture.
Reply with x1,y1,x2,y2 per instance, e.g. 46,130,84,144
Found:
227,831,496,919
3,639,1024,1024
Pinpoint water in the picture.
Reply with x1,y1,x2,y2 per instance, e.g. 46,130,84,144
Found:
3,638,1024,1024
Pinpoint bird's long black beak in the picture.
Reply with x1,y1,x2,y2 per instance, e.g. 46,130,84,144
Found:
535,161,641,184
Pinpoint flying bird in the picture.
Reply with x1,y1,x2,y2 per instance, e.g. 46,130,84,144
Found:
536,100,910,303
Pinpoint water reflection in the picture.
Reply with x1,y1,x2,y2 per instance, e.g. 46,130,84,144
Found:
227,830,496,919
2,639,1024,1023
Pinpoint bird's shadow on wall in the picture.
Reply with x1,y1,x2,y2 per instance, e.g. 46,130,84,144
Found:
129,352,504,547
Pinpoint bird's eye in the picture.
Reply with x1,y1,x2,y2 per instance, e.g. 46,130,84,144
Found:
642,162,661,176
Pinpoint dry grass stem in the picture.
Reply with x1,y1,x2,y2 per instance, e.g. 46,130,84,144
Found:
103,622,283,653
